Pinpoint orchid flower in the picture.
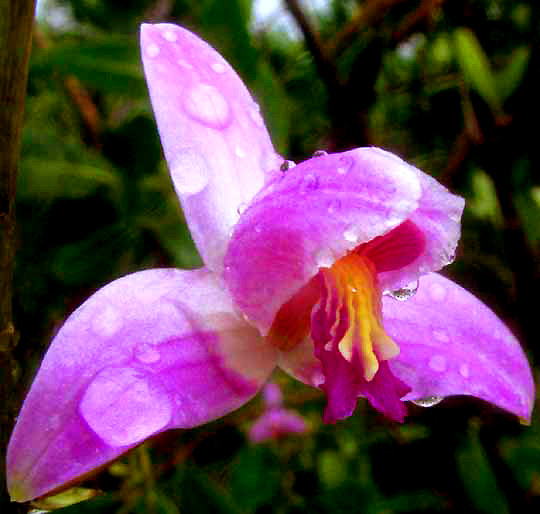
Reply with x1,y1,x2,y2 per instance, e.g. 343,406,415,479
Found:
249,383,308,443
7,23,534,503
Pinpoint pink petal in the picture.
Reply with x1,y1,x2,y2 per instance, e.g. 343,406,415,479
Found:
223,148,422,333
249,408,308,443
141,24,281,271
383,273,534,420
368,149,465,292
7,268,277,502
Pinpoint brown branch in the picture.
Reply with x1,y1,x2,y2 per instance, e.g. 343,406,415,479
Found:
0,0,36,511
327,0,410,58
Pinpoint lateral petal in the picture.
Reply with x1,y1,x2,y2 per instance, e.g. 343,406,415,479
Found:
141,23,281,271
7,268,276,502
383,273,534,420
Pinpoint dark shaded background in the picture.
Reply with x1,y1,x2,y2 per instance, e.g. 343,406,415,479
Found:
6,0,540,512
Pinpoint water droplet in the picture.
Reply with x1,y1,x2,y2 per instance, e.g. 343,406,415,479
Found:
177,59,193,69
162,30,177,42
430,282,447,302
237,202,248,215
315,248,334,268
459,363,470,378
429,354,447,372
433,329,450,343
389,281,419,301
327,198,341,214
249,106,264,127
92,304,123,337
235,146,246,158
313,150,328,157
135,343,161,364
301,174,319,192
211,61,226,73
337,155,353,175
146,43,160,58
254,225,262,233
80,367,172,446
184,83,231,129
280,160,296,172
343,228,359,243
412,396,444,408
170,148,209,195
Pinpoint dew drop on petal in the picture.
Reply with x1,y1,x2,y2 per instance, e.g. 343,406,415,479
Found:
343,227,359,243
280,160,296,172
235,146,246,158
170,148,210,195
211,61,227,73
315,248,335,268
184,83,231,129
249,106,264,127
301,174,319,192
412,396,444,408
177,59,193,69
429,282,447,302
312,150,328,157
428,354,447,372
92,304,123,337
337,155,353,175
327,198,341,214
146,43,160,58
80,367,172,447
388,281,419,301
162,30,177,42
237,202,248,215
432,329,450,343
459,363,470,378
134,343,161,364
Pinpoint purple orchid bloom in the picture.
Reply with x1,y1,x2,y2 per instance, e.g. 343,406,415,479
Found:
7,23,534,502
249,383,307,443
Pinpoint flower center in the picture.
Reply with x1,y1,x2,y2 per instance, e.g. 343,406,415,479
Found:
313,253,399,381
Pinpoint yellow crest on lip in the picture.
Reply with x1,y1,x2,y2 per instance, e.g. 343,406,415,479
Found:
321,253,399,381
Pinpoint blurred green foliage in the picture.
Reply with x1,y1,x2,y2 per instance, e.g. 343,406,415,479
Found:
13,0,540,512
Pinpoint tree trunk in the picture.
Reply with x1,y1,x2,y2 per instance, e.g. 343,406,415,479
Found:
0,0,35,511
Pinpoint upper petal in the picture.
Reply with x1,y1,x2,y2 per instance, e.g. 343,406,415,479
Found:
141,23,281,271
7,268,277,502
223,148,422,333
383,273,534,421
368,149,465,292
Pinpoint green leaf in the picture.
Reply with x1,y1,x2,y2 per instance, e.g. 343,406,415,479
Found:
230,447,281,511
18,157,121,200
495,46,530,101
454,27,501,111
31,35,146,95
456,421,510,514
